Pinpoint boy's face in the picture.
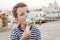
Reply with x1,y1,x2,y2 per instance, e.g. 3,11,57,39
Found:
16,7,29,24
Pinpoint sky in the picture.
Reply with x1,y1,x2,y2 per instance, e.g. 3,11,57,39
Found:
0,0,60,10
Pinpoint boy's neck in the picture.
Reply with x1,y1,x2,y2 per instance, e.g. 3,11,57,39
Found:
20,24,27,31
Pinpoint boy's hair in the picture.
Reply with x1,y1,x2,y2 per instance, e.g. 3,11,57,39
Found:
12,2,27,18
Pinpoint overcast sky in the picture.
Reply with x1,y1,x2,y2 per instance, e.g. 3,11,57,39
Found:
0,0,60,10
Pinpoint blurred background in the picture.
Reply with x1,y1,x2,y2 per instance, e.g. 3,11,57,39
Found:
0,0,60,40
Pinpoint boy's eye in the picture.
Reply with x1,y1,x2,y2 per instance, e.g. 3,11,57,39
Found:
20,12,24,16
26,10,29,13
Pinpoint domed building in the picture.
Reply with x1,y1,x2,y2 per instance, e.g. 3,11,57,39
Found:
41,0,60,20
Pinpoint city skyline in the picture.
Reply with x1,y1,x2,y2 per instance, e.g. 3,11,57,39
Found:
0,0,60,10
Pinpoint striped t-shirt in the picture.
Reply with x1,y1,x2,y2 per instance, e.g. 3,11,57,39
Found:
10,24,41,40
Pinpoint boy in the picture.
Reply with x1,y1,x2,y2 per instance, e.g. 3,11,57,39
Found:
10,2,41,40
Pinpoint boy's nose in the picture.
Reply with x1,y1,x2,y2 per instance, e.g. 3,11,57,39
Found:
25,13,28,17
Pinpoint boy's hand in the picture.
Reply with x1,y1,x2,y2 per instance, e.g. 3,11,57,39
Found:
20,31,31,40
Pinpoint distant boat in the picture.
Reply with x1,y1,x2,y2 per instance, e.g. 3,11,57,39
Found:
43,16,60,21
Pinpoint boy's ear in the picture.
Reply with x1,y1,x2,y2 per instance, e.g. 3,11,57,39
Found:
15,18,18,22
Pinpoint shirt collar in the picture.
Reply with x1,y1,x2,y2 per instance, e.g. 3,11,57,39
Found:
18,24,32,32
